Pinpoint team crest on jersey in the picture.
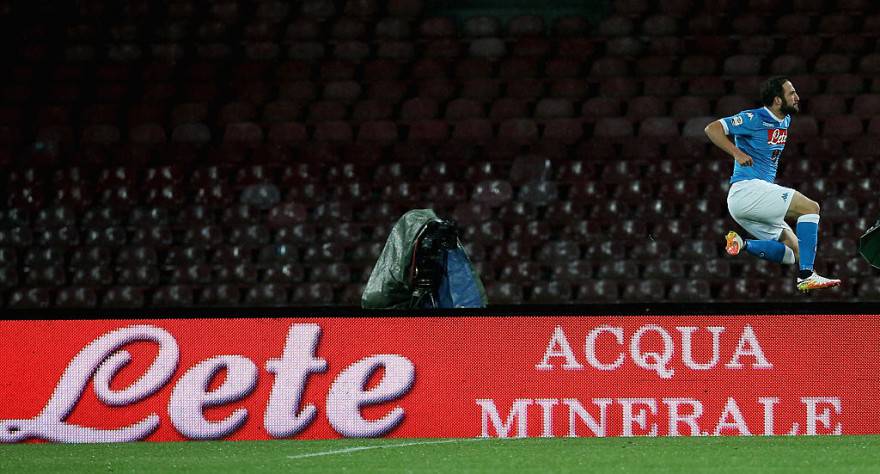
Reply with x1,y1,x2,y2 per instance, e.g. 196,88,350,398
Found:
745,112,754,119
768,128,788,145
732,115,744,126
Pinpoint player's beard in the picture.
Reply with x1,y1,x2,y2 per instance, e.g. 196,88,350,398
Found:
781,97,799,115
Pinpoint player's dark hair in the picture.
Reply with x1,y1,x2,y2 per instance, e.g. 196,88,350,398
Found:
761,76,789,106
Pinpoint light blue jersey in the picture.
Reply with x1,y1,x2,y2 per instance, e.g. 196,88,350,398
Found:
721,107,791,184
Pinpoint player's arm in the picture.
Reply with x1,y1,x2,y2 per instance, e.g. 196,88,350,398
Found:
704,119,754,167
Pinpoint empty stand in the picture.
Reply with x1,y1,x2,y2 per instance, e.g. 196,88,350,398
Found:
0,0,877,309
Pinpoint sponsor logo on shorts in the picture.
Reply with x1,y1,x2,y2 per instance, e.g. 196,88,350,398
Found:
782,192,789,202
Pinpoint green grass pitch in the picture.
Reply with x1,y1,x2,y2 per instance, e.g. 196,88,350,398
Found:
2,436,879,473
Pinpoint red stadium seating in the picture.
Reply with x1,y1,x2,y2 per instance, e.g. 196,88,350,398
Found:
1,1,878,309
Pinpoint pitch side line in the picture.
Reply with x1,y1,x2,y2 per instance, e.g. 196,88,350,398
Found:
287,438,486,460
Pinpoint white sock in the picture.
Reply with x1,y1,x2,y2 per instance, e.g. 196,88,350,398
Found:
782,246,795,265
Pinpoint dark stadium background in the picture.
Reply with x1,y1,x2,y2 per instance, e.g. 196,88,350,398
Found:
1,0,879,310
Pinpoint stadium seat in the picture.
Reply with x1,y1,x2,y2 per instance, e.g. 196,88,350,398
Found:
717,279,764,302
411,58,449,79
818,14,856,34
595,259,637,279
806,95,846,117
419,17,450,37
644,36,684,56
468,37,506,59
503,78,542,100
775,13,810,34
507,14,544,36
498,261,542,284
687,255,730,281
667,279,711,301
625,96,664,120
606,37,644,56
622,279,665,301
859,278,880,300
841,176,873,203
354,120,396,143
722,55,762,76
822,196,860,221
639,117,679,139
669,96,711,119
597,15,633,36
825,74,865,95
444,99,485,121
401,119,445,142
572,280,617,303
859,54,880,75
830,34,867,55
150,285,193,307
545,257,590,282
768,55,807,76
486,282,524,304
680,56,718,76
309,263,352,283
543,58,580,79
463,16,501,37
55,286,98,308
380,0,420,17
642,259,684,280
675,239,720,262
529,282,573,303
554,16,589,36
374,18,411,41
8,287,52,309
850,94,880,119
495,119,537,145
484,98,524,122
641,14,678,36
262,100,302,122
102,286,145,308
344,100,387,123
455,57,494,79
839,257,874,278
581,98,623,122
593,118,634,138
504,61,543,86
498,201,538,225
508,155,552,185
534,240,580,265
598,77,639,99
687,76,725,96
291,283,334,305
814,54,852,74
729,74,761,96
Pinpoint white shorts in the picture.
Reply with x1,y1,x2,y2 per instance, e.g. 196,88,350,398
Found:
726,179,795,241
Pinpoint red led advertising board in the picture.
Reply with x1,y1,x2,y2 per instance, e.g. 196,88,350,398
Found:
1,315,877,443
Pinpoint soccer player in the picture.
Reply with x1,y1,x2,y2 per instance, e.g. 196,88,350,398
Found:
704,76,841,292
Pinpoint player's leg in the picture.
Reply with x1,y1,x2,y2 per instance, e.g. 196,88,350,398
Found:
778,228,799,263
786,191,819,277
784,190,819,220
726,225,796,264
785,191,840,291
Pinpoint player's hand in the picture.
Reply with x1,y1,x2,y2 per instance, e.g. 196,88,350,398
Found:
733,149,753,166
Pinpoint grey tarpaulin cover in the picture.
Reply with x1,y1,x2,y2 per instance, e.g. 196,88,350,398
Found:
361,209,488,309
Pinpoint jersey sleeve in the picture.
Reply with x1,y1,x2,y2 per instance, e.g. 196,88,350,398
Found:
720,111,761,136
